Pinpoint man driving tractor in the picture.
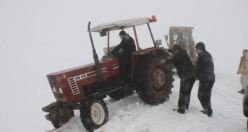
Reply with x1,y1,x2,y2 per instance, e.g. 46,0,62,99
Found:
111,30,136,84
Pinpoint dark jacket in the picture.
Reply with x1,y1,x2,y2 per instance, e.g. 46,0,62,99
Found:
166,50,195,79
111,34,136,60
196,51,215,81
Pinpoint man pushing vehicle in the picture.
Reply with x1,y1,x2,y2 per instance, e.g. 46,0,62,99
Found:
161,45,196,114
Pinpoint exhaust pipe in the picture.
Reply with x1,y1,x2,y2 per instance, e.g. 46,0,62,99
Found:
88,22,103,82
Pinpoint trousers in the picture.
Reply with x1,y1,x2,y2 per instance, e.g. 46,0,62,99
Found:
119,56,132,82
198,80,215,115
241,74,248,89
178,76,195,110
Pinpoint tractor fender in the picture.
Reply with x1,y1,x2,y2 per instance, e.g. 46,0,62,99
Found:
148,48,171,58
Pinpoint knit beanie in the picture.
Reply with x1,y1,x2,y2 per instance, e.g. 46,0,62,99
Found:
119,31,126,36
195,42,206,51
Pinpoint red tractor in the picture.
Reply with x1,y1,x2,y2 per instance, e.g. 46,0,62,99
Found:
42,16,174,131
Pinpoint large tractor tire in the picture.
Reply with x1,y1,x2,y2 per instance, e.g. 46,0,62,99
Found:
134,50,174,105
80,98,108,131
108,84,134,100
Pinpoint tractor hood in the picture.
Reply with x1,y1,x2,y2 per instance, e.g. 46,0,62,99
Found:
46,56,120,102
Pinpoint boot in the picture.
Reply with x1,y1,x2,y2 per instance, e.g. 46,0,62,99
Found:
173,109,185,114
177,109,185,114
200,110,207,114
238,89,245,94
207,109,213,117
200,109,212,117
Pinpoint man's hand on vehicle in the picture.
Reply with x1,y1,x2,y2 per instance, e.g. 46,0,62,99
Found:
160,59,166,64
167,49,174,54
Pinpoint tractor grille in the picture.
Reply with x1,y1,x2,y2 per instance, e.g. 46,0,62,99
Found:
47,76,64,99
68,77,80,95
53,93,64,98
47,76,60,87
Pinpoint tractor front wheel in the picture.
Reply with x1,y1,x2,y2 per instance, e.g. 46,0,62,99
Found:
80,98,108,131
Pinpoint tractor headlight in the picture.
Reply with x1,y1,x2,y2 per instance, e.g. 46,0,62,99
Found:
58,87,63,94
52,87,57,93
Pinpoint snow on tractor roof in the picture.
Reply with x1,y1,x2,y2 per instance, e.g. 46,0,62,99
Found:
90,17,156,32
169,26,194,31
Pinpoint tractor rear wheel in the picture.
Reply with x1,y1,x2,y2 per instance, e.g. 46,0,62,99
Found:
80,98,108,131
134,51,174,105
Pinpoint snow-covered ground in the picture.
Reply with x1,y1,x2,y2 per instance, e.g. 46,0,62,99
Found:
45,72,246,132
1,0,248,132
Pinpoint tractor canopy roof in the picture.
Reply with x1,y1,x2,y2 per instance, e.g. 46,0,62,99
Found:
90,16,156,32
169,26,194,32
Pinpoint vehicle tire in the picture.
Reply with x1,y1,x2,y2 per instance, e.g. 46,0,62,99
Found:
108,84,134,100
52,121,63,129
134,50,174,105
80,98,108,131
